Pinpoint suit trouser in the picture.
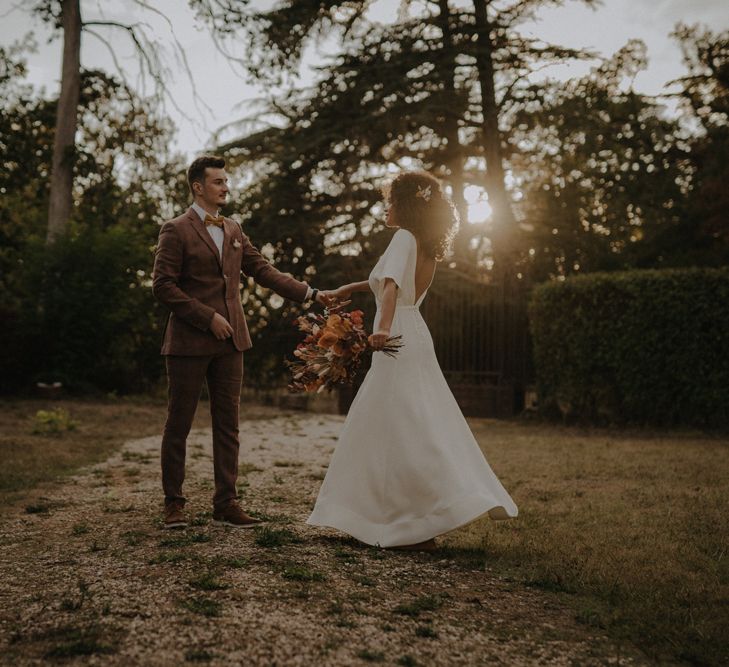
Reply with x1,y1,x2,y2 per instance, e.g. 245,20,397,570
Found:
161,346,243,510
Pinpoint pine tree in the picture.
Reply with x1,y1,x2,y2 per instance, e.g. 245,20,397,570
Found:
193,0,597,273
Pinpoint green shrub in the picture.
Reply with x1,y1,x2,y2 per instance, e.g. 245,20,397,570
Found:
528,267,729,426
32,408,78,435
2,224,163,394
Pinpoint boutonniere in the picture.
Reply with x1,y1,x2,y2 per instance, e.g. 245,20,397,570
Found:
233,239,241,249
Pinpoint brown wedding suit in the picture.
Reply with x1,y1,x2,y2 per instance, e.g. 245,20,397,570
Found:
152,207,308,509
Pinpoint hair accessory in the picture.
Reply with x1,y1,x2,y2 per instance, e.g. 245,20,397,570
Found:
415,184,432,202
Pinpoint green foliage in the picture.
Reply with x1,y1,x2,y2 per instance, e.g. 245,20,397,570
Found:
529,267,729,426
192,0,597,382
253,526,302,548
158,532,211,548
513,27,729,279
393,594,445,617
71,523,89,536
511,41,691,280
184,649,215,663
195,7,728,288
206,0,594,263
0,46,184,394
356,649,385,663
672,23,729,130
32,408,78,435
25,503,51,514
281,565,326,582
180,597,222,617
2,13,727,396
414,624,438,638
42,624,116,659
6,224,163,393
670,25,729,259
188,572,228,591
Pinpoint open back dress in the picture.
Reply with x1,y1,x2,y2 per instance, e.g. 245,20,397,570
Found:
306,229,518,547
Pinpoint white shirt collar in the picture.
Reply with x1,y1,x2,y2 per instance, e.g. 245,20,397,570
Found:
191,201,219,223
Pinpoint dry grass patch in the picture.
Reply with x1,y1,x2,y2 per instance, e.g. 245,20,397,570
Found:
180,597,222,617
0,397,279,508
253,525,303,548
0,398,175,506
184,648,216,662
281,564,326,582
189,572,229,591
448,419,729,666
238,462,263,476
394,594,445,618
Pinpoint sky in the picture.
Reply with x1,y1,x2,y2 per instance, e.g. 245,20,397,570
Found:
1,0,728,161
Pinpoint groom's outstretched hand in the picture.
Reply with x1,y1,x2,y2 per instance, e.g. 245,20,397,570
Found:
210,313,234,340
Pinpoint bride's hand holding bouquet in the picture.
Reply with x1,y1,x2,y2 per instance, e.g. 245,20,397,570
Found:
367,329,391,351
287,299,403,393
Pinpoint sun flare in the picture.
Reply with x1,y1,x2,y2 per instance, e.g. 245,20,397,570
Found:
464,185,492,223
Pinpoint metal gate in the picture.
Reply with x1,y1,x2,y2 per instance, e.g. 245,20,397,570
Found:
420,267,532,417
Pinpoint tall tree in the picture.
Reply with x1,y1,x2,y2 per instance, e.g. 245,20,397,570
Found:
671,23,729,258
193,0,597,271
33,0,200,243
1,44,187,392
472,0,514,266
435,0,467,229
508,41,691,280
46,0,81,244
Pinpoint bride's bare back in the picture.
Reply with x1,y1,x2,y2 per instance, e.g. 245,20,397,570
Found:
414,244,436,304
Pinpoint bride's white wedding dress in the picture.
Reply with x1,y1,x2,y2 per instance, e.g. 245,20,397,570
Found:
307,229,518,547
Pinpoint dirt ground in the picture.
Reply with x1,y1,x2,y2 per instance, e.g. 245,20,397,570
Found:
0,409,651,666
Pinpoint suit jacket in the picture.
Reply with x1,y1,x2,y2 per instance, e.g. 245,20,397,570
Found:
152,207,309,355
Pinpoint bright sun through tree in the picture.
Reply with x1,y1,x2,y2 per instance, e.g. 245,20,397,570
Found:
464,185,492,223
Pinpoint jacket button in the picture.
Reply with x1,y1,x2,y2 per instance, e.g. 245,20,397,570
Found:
224,274,228,279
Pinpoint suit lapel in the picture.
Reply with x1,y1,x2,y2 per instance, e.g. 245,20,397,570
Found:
188,208,222,267
221,218,233,269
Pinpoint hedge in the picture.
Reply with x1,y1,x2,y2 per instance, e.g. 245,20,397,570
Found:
0,225,163,394
528,267,729,427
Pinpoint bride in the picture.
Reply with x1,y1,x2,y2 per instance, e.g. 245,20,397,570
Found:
306,171,518,550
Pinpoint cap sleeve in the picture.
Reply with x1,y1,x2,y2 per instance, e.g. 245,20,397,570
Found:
369,229,416,300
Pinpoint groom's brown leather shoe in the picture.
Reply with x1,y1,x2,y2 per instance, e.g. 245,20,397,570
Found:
163,501,187,530
213,502,262,529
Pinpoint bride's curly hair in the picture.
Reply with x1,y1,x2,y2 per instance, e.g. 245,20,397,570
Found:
383,171,459,261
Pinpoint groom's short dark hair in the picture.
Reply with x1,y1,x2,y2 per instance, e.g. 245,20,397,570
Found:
187,155,225,194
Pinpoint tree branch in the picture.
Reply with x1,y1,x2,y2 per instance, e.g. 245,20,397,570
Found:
82,19,198,126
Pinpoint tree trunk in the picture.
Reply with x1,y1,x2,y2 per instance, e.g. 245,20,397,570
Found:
435,0,468,257
46,0,82,244
472,0,516,272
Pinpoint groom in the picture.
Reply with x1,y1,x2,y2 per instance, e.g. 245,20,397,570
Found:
153,155,332,529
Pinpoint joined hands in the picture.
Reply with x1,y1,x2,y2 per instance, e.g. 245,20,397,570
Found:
316,286,351,312
312,284,393,351
314,290,338,308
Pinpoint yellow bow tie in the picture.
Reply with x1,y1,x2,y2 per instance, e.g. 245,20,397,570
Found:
204,214,224,228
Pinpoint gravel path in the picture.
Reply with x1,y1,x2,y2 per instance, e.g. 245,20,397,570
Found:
0,410,649,666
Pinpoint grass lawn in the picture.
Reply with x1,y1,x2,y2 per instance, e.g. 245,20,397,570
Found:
449,419,729,666
0,398,726,664
0,397,201,506
0,397,282,506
